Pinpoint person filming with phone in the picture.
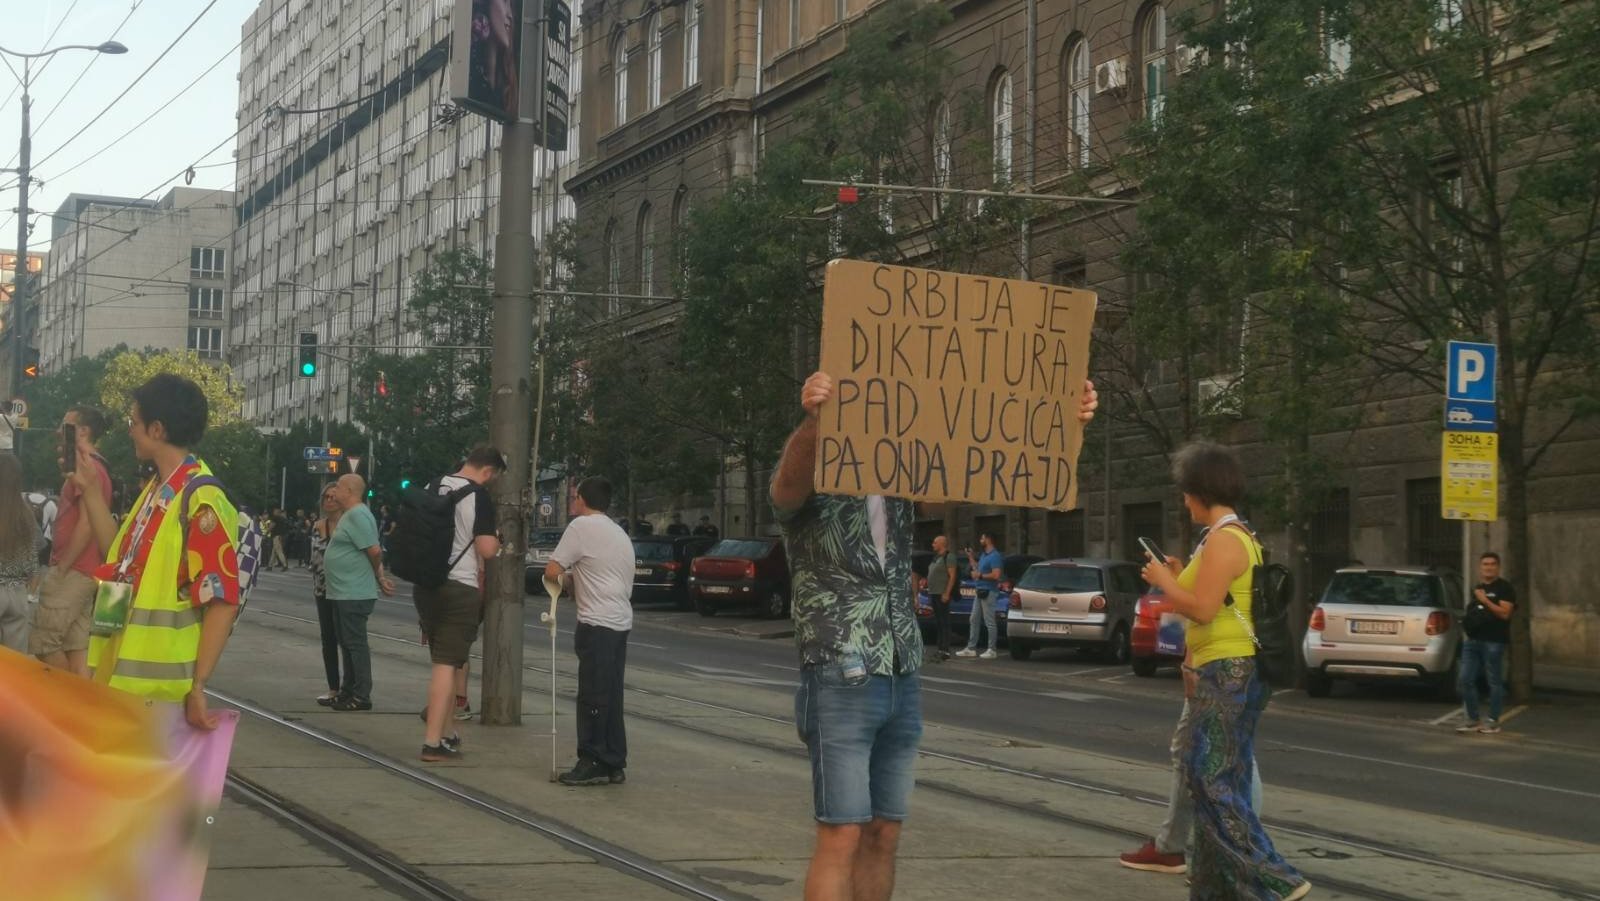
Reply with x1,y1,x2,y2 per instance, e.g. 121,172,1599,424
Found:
30,406,114,678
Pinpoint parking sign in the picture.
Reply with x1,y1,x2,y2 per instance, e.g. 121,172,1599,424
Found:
1446,341,1496,403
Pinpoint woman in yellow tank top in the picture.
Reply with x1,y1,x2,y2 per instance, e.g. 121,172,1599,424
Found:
1140,443,1310,901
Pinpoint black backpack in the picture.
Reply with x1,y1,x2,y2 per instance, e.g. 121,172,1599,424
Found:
388,479,479,589
1218,524,1298,688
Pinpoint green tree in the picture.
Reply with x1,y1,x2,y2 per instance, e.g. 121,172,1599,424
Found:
1131,0,1600,700
99,349,244,424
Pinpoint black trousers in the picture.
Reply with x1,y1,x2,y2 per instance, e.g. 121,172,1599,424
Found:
574,622,629,770
933,598,956,653
314,593,341,692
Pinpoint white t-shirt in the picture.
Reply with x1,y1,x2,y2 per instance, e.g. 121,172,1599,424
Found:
436,475,496,588
550,513,635,631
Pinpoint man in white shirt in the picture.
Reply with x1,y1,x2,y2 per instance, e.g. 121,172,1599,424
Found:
546,476,636,786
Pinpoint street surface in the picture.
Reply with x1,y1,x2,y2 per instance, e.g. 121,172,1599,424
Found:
203,569,1600,900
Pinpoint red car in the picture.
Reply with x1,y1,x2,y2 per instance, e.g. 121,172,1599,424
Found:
688,537,791,619
1130,588,1186,677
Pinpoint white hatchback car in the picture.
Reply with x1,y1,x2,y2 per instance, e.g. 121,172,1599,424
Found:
1302,566,1464,699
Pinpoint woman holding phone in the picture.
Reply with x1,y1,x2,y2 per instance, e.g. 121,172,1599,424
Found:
1139,442,1309,901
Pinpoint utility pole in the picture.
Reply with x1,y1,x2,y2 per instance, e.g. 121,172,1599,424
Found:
10,74,30,399
481,117,537,727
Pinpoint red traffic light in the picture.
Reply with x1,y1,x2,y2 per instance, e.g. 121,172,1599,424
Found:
837,185,860,204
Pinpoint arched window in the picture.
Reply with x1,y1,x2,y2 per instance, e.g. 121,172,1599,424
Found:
637,203,655,296
932,100,952,218
613,36,629,126
683,3,700,86
1066,39,1091,167
991,70,1013,184
672,185,691,281
646,13,663,108
604,218,621,308
1141,4,1168,122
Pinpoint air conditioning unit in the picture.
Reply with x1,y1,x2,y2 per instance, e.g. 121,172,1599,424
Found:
1174,44,1205,75
1095,58,1128,95
1198,373,1243,418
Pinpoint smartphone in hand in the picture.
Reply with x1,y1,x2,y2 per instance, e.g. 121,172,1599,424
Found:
1138,536,1167,565
60,424,77,475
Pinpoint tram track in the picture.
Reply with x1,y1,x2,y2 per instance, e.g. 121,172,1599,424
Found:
241,603,1600,901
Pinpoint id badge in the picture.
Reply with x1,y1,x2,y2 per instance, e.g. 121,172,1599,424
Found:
91,580,135,637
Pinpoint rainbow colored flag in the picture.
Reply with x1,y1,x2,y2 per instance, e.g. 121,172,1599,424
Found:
0,647,238,901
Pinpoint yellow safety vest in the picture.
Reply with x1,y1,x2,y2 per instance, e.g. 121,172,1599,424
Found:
89,460,238,703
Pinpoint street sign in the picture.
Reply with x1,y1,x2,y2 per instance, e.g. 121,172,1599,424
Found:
1443,399,1496,432
1446,340,1496,402
538,502,553,517
1441,432,1498,521
302,446,343,462
346,456,362,474
8,398,26,417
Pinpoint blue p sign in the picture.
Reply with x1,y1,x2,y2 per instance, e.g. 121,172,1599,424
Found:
1447,341,1496,403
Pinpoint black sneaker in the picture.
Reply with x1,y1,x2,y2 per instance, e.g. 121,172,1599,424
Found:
420,742,462,762
442,733,462,750
331,695,372,711
609,768,626,785
557,759,612,786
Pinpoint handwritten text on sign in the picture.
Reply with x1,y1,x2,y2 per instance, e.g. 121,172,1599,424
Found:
815,259,1097,510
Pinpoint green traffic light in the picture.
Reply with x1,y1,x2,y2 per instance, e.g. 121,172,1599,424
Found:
300,361,316,376
400,478,412,490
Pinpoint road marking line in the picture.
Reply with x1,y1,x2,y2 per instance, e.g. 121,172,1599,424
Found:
1429,708,1466,726
1040,690,1111,702
919,674,986,688
1265,741,1600,800
1059,666,1116,677
925,688,980,698
760,663,794,672
1273,688,1299,697
1098,674,1131,683
1497,704,1530,724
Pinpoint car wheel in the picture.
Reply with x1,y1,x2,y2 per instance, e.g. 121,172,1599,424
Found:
1305,669,1333,698
695,597,717,618
1008,641,1033,661
764,589,789,620
1101,623,1131,665
1131,657,1159,678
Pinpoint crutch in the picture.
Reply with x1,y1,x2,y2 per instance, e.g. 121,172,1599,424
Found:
540,575,562,782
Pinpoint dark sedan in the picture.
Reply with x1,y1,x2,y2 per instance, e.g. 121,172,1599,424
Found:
688,537,791,619
631,535,718,609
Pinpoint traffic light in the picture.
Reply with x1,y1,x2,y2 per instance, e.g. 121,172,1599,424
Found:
297,332,318,378
21,347,39,380
399,478,412,491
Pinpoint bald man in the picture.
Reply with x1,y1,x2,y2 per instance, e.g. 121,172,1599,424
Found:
323,473,394,710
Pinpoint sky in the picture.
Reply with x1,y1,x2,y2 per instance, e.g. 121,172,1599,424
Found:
0,0,259,253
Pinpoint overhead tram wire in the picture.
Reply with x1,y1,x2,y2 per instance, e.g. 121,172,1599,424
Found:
0,0,89,116
30,0,222,171
9,1,143,158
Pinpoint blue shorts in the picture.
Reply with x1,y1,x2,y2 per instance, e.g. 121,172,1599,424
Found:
794,665,923,825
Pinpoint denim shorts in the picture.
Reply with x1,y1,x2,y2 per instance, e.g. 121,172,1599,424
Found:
794,664,923,825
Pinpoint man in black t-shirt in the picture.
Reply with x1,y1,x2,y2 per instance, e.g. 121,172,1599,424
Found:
1457,551,1516,735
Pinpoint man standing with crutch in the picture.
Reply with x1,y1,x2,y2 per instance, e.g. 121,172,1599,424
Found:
545,476,636,786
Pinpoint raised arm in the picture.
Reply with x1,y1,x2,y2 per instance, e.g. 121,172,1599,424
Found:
770,372,833,513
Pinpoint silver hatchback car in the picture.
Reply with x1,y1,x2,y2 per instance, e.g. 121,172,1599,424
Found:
1005,559,1144,663
1302,566,1464,699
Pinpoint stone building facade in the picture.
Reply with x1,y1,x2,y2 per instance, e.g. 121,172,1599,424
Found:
569,0,1599,685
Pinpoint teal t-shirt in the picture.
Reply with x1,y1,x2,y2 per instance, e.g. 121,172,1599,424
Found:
324,504,380,600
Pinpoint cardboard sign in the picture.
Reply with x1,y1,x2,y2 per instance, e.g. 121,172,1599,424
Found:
815,259,1097,510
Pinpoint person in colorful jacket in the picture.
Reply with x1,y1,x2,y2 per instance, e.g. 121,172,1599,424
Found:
67,373,241,731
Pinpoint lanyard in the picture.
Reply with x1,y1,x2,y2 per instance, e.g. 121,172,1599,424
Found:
112,462,193,581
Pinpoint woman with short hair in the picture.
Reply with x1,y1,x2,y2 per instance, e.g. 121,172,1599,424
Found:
1141,442,1310,900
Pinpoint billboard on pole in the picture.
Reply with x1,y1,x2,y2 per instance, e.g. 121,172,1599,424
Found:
449,0,570,150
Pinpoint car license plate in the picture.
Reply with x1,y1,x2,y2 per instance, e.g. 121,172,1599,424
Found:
635,567,652,576
1036,623,1072,634
703,586,732,595
1350,620,1400,634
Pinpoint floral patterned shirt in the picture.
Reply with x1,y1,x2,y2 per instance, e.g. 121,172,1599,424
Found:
776,493,921,675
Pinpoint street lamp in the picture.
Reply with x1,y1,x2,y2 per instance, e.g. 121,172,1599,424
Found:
0,38,128,395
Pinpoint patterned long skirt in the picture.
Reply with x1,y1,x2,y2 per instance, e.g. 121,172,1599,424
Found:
1180,656,1307,900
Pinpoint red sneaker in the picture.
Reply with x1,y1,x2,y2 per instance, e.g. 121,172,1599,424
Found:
1118,840,1187,874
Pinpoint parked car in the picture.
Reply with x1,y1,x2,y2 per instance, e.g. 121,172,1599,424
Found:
688,537,791,619
1130,588,1187,677
523,528,566,594
1303,566,1464,699
631,535,719,609
1005,559,1143,662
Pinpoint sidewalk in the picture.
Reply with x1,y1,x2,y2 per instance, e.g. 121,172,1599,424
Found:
205,610,1599,900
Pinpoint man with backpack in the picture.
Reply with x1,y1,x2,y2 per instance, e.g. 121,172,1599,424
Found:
390,446,504,762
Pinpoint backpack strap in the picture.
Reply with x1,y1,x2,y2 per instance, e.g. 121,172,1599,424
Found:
178,475,231,534
440,479,483,572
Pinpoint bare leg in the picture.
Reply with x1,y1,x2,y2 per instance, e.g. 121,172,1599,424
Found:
851,818,902,901
454,661,470,706
65,648,89,679
805,823,862,901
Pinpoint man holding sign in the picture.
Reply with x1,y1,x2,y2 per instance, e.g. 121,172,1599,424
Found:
772,375,1095,901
